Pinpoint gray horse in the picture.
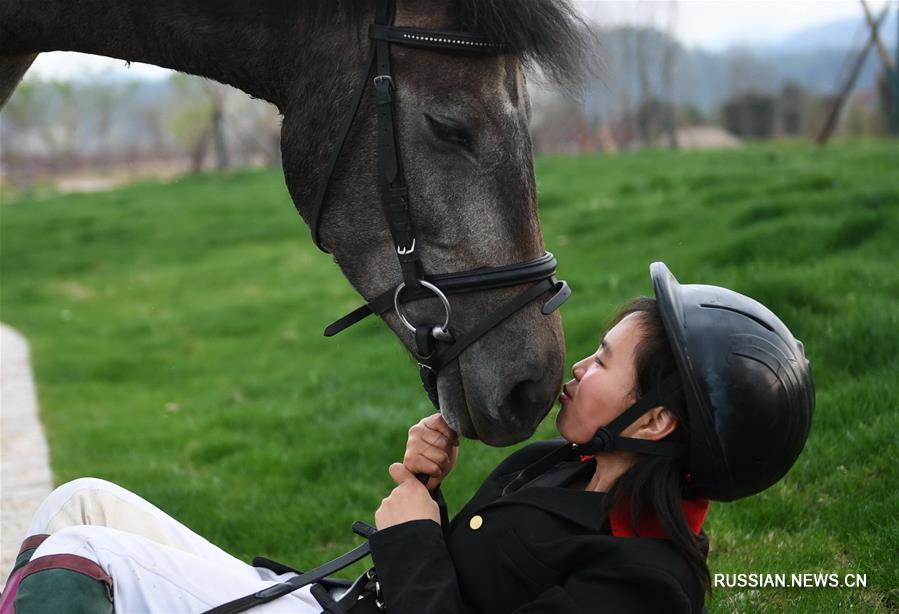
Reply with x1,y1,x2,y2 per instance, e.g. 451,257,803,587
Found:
0,0,589,446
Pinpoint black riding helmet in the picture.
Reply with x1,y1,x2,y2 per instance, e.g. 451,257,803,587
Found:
510,263,815,501
651,262,815,501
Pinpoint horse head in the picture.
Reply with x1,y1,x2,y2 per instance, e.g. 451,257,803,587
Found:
280,0,588,445
0,0,588,447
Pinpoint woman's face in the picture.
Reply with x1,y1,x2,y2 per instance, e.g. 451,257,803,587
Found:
557,313,644,444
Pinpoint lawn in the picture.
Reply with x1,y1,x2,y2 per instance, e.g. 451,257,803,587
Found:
1,141,897,611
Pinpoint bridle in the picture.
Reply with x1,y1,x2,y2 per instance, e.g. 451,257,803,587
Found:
205,5,571,612
308,0,570,407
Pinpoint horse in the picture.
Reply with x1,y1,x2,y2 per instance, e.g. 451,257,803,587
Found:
0,0,589,446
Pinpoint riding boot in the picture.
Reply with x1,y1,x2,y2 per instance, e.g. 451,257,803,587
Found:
2,552,113,614
0,534,48,612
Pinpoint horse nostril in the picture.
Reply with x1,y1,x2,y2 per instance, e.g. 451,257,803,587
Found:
501,379,544,428
486,377,557,445
509,380,539,407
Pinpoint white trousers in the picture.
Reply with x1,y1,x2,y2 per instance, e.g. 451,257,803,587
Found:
25,478,323,613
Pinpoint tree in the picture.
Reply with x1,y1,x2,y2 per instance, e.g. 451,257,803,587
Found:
721,92,776,139
778,82,807,136
660,0,679,149
168,74,231,172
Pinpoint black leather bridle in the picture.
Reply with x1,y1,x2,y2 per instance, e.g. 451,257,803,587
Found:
204,3,570,612
309,0,570,408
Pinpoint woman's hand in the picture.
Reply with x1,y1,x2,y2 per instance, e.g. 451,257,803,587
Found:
403,413,460,491
375,463,441,530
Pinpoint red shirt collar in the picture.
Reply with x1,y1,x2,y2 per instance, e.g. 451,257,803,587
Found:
608,497,709,539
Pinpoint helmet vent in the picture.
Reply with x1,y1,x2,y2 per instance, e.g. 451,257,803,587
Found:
699,303,775,333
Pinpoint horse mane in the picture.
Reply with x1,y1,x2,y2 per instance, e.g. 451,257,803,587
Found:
303,0,591,88
455,0,591,88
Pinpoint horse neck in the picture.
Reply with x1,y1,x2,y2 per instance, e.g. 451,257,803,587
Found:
0,1,371,110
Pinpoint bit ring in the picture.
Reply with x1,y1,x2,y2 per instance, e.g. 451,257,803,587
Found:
394,280,451,336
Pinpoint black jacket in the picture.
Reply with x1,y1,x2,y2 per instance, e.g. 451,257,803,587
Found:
365,439,707,614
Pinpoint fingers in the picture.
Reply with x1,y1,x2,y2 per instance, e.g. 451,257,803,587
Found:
376,468,441,530
408,417,459,456
400,414,461,490
417,429,453,452
403,448,448,478
388,462,416,485
421,413,459,445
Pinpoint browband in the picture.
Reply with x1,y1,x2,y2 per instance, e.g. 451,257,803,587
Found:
369,24,507,53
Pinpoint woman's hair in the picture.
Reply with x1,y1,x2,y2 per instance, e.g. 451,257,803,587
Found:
601,296,711,596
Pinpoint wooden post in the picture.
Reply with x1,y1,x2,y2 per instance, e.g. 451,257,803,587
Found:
892,4,899,134
815,5,890,144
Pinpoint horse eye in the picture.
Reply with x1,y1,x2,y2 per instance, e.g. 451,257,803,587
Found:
424,113,472,148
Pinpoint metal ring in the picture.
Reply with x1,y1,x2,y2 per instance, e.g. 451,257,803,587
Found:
394,280,451,334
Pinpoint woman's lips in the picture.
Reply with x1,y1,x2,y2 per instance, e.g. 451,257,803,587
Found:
560,383,574,403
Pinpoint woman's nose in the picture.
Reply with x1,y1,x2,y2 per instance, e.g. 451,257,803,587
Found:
572,358,587,380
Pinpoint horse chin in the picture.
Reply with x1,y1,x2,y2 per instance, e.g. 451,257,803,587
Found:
436,374,480,440
472,402,550,447
437,369,547,447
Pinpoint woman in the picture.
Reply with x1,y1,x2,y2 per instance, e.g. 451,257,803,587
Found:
1,263,814,613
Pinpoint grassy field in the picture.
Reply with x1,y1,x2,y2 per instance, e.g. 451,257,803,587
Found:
1,142,897,611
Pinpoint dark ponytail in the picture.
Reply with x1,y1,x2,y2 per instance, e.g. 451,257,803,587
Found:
601,297,711,596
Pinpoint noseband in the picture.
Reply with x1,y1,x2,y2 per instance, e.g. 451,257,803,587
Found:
308,0,570,406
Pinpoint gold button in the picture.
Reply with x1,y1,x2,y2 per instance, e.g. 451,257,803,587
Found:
469,515,483,530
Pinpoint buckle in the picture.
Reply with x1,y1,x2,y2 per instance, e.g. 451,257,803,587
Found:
366,569,386,611
373,75,393,89
373,75,394,103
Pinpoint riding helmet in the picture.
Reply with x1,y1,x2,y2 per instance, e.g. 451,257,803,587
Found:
651,262,815,502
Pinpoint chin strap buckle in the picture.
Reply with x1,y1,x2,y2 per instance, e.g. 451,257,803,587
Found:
579,428,615,454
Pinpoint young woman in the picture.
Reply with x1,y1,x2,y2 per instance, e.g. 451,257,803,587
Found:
1,263,814,613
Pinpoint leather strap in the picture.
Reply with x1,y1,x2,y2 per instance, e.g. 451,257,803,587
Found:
504,373,687,496
310,584,345,614
427,252,559,292
578,372,687,457
425,277,558,370
309,44,378,251
369,24,507,52
372,1,425,289
324,253,563,337
203,541,373,614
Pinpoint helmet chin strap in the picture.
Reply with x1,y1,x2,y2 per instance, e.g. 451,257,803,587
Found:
574,371,686,457
502,372,686,497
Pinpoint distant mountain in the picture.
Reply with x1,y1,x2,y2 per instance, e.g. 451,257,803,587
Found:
576,23,895,119
772,11,897,53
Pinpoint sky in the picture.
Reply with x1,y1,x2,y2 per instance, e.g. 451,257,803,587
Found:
25,0,894,80
582,0,892,49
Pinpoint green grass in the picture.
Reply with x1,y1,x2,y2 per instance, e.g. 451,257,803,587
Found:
1,141,897,612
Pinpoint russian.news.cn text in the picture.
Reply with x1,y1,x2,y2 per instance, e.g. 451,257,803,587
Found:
714,573,867,589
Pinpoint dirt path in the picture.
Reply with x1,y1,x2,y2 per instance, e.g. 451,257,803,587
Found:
0,324,53,589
